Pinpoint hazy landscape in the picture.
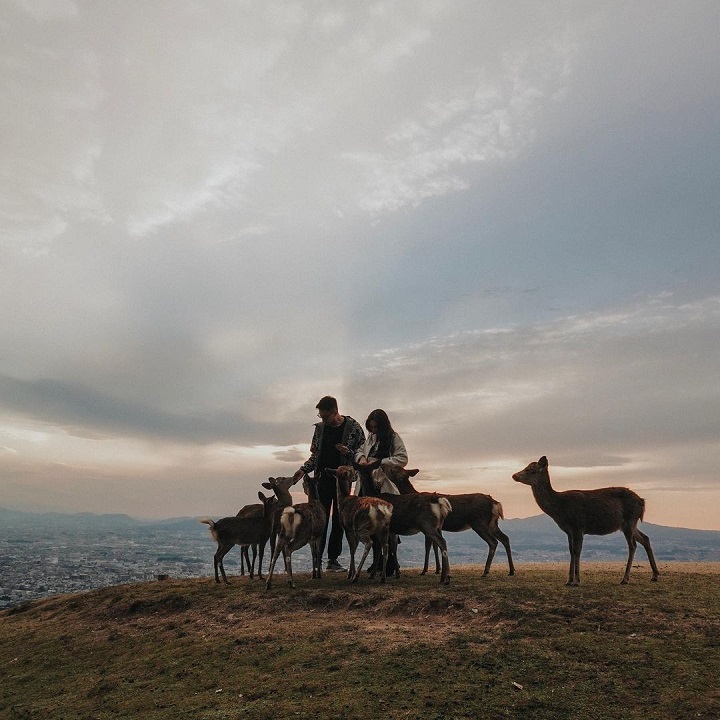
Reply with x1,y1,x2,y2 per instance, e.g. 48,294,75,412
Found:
2,506,719,609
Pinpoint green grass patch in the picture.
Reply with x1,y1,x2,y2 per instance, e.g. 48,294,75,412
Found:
1,563,718,719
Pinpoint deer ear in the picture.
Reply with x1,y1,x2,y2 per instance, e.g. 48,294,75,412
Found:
258,491,267,501
407,468,420,476
538,456,548,469
261,482,272,489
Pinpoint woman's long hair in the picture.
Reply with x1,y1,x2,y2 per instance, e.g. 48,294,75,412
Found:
365,409,395,460
365,408,394,437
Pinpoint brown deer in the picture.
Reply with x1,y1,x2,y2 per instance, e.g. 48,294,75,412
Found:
356,464,453,584
379,466,515,578
512,455,660,585
329,466,394,583
265,474,327,590
200,491,275,583
235,476,295,575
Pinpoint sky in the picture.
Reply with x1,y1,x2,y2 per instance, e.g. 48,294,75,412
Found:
1,1,719,530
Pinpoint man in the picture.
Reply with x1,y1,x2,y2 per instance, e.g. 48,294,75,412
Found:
293,396,365,572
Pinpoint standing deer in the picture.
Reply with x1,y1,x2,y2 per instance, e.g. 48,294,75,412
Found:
200,492,275,583
265,474,327,590
329,466,394,583
512,455,660,585
236,476,295,575
379,466,515,578
356,465,453,584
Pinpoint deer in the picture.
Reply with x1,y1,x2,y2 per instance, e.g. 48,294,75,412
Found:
200,491,275,584
355,464,453,584
235,476,295,575
329,466,394,583
378,465,515,578
512,455,660,586
265,474,327,590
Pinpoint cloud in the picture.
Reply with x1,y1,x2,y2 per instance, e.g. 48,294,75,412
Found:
348,294,720,470
0,2,718,527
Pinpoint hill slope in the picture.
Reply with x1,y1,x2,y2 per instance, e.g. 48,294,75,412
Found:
2,563,718,719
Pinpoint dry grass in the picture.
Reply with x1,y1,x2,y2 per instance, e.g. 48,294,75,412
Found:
1,562,719,719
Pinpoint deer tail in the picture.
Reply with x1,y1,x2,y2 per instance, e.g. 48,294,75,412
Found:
492,500,504,522
199,517,218,542
280,507,299,541
437,496,452,519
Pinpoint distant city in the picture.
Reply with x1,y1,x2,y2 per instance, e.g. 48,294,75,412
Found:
1,507,719,609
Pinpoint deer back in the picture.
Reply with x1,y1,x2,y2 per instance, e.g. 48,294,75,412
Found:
437,493,499,532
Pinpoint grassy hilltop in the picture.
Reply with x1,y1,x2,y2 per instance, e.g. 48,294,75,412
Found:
1,563,718,720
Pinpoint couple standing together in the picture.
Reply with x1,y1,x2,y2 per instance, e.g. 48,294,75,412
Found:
291,395,408,572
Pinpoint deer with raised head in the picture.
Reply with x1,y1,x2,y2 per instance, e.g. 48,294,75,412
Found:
235,476,295,575
379,465,515,578
265,474,327,590
329,466,394,583
200,491,275,583
356,464,453,584
512,455,660,585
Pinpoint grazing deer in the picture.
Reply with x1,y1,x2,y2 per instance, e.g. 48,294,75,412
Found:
379,466,515,578
265,474,327,590
356,465,453,584
236,476,295,574
329,466,394,583
200,492,275,583
512,455,660,585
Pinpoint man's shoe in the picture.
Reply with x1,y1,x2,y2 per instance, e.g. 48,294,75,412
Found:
326,559,346,572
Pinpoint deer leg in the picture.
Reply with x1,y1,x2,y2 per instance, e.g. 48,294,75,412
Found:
311,538,322,580
256,540,266,580
269,532,277,564
248,544,257,579
281,547,290,575
285,549,295,588
352,539,373,583
421,535,432,575
215,545,232,585
368,538,379,579
309,540,317,579
569,533,583,586
347,535,358,582
493,527,516,576
265,540,287,590
367,545,379,575
475,528,498,577
621,528,638,584
378,529,389,584
426,530,450,584
634,528,660,581
565,533,574,585
387,534,400,578
212,546,222,583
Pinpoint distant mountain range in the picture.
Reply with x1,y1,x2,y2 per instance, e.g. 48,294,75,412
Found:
2,507,719,562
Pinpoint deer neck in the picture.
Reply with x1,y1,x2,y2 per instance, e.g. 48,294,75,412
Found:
335,479,350,506
274,488,293,508
306,481,320,504
395,477,418,494
531,474,562,516
358,468,378,496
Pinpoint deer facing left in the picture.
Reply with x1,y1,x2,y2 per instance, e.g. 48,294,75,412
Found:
201,491,275,584
513,455,660,586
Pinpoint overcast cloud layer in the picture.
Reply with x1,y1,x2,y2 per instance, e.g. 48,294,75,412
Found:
1,1,719,530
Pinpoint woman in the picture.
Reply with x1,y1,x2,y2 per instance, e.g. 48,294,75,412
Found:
354,409,408,495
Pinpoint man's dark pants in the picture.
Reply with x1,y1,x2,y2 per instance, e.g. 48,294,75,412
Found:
316,470,344,563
